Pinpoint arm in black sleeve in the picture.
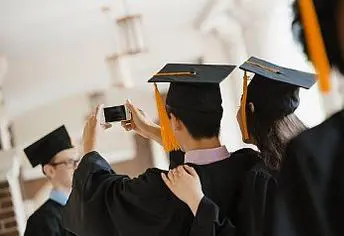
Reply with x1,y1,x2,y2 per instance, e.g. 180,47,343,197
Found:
63,151,192,236
189,196,236,236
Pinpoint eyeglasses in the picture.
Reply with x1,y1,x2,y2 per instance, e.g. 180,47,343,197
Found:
49,159,80,169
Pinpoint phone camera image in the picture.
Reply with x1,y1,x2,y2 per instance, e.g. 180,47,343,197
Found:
104,105,128,123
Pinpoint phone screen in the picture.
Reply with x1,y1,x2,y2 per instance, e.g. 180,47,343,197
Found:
104,105,127,122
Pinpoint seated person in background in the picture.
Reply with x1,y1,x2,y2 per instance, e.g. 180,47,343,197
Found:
24,125,79,236
162,57,316,236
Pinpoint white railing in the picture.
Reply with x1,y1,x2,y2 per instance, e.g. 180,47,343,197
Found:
3,150,25,236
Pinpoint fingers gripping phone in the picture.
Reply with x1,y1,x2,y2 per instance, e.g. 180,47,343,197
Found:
104,105,131,123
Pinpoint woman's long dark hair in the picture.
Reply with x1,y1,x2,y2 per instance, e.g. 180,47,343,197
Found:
246,108,307,170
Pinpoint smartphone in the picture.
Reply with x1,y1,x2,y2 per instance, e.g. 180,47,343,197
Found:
104,105,131,123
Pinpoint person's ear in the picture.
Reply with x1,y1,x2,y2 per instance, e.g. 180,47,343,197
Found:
170,113,183,131
43,164,56,179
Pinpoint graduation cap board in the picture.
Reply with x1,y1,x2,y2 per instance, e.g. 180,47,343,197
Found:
24,125,73,167
239,57,316,140
299,0,331,92
148,63,236,152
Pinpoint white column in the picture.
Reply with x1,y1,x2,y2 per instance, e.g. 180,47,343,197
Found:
7,154,26,236
151,141,169,170
0,55,13,150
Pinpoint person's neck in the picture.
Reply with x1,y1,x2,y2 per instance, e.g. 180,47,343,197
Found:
183,136,221,152
51,184,71,197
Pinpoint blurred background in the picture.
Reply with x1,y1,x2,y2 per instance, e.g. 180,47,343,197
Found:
0,0,343,235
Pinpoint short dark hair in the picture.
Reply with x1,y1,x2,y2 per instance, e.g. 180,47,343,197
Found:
247,107,306,169
166,106,222,140
292,0,344,73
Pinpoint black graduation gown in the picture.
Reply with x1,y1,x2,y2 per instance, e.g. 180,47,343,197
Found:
62,149,259,236
169,150,185,169
275,110,344,236
25,199,75,236
188,160,278,236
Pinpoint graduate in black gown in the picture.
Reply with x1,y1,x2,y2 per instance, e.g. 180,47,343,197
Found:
24,125,78,236
275,0,344,235
63,64,264,236
162,57,316,236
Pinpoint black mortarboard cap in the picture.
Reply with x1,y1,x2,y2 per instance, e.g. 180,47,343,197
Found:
24,125,73,167
147,63,236,152
240,57,316,119
148,63,236,113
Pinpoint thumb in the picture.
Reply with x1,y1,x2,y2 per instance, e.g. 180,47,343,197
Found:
126,99,140,117
95,104,104,121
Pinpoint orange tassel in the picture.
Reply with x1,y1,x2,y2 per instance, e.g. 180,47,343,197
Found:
241,72,249,141
154,83,180,152
300,0,331,92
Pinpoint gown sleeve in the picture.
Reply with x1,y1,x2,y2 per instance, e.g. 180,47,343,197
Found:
189,196,236,236
62,151,192,236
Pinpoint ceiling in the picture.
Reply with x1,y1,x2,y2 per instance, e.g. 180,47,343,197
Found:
0,0,210,118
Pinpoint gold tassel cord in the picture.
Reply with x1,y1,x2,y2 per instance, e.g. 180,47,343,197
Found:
300,0,331,92
153,83,180,152
154,72,196,77
241,72,249,141
246,61,280,74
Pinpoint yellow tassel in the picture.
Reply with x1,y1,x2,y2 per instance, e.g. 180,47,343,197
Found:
154,83,180,152
241,72,249,141
300,0,331,92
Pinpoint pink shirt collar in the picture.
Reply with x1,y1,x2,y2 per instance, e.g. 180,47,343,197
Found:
184,146,230,165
